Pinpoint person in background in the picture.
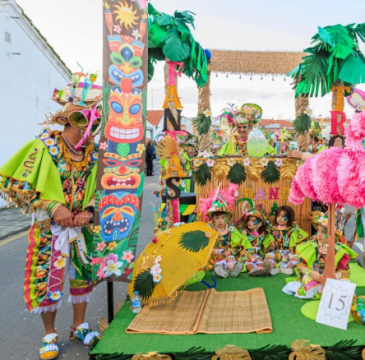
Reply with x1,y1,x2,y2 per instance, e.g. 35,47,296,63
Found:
152,141,157,175
146,139,154,176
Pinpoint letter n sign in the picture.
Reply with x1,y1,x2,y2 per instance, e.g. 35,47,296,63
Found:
164,108,182,131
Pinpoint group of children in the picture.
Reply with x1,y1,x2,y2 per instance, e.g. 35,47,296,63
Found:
206,198,357,299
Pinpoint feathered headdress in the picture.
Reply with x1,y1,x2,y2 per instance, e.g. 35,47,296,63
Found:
199,184,238,221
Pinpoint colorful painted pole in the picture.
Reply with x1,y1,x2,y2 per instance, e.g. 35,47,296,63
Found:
93,0,148,285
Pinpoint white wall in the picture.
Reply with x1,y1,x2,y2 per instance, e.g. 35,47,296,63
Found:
0,1,70,206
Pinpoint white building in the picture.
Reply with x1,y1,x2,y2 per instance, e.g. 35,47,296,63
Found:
0,0,71,206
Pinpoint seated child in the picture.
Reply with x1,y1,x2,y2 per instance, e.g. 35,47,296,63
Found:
236,208,276,277
282,210,357,299
269,206,308,276
207,196,251,278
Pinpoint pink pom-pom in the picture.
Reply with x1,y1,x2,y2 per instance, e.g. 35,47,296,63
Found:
152,237,158,243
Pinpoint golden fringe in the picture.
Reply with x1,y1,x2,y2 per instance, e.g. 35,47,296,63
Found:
138,255,155,275
57,134,95,169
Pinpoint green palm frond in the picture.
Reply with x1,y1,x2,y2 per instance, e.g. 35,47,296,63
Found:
292,113,312,134
179,230,209,252
133,270,155,301
192,113,211,135
147,5,208,87
261,161,280,184
227,163,246,185
174,347,211,360
193,163,211,186
101,81,111,136
250,344,290,360
290,22,365,98
322,340,363,360
127,210,141,248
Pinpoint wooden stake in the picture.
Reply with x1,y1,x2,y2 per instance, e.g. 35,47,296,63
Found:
322,203,336,283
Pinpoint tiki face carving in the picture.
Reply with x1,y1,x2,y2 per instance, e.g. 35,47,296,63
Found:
105,89,143,143
98,193,140,241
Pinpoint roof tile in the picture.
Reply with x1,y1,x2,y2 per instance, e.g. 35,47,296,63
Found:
147,110,164,126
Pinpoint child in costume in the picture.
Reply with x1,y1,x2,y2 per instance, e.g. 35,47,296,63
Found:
0,74,101,359
206,196,251,278
217,103,276,156
269,206,309,276
236,208,276,277
282,210,357,299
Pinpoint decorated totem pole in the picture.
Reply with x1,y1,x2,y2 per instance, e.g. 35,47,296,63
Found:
93,0,148,308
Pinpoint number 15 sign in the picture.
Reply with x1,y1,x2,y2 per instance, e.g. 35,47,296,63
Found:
316,278,356,330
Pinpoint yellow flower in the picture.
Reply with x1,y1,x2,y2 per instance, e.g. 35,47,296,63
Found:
227,158,236,167
157,218,163,223
137,144,146,153
93,225,102,233
54,256,67,270
107,241,117,251
44,138,55,146
260,158,269,167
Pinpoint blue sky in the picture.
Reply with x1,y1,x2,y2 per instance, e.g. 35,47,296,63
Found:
17,0,365,121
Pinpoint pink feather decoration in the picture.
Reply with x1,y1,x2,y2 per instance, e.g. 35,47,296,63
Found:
199,184,238,222
290,110,365,209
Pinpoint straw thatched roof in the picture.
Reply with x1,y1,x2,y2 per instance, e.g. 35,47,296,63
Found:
210,50,306,75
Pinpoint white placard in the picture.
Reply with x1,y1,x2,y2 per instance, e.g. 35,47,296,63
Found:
316,278,356,330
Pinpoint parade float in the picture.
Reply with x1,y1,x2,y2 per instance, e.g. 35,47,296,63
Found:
90,3,365,359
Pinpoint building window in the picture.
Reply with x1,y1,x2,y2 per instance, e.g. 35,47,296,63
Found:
5,32,11,43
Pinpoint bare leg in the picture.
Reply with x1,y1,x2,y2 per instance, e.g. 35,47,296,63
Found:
246,263,254,272
41,310,57,336
72,302,88,328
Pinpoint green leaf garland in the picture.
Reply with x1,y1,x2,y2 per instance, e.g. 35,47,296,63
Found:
192,113,211,135
261,161,280,184
292,113,312,135
133,269,156,301
179,230,209,253
227,162,246,185
193,163,211,186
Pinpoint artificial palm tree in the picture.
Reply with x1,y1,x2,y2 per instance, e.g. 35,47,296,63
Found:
148,4,208,87
290,23,365,141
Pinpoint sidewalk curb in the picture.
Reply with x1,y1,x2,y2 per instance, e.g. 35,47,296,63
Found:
0,225,30,241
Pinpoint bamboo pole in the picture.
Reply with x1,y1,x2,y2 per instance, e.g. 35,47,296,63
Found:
198,63,211,152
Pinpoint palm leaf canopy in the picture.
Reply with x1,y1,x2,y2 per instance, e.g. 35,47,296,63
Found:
289,23,365,97
148,3,209,87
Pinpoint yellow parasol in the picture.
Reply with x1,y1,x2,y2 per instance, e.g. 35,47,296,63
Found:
127,222,219,307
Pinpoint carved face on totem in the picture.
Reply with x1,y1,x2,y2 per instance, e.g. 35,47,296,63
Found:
108,34,144,93
101,151,141,191
105,89,143,143
98,193,140,241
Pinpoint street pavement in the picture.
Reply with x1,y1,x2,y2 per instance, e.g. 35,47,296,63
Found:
0,165,161,360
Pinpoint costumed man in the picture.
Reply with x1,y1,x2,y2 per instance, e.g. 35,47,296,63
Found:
282,209,357,299
217,103,276,156
288,119,327,161
0,75,101,359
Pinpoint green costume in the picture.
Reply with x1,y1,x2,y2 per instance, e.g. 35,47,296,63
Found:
0,128,98,313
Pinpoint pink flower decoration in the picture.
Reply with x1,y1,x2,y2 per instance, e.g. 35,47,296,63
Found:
99,142,107,151
113,25,121,34
96,241,106,252
122,250,135,264
97,263,106,280
132,0,148,9
105,253,118,264
91,257,102,265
